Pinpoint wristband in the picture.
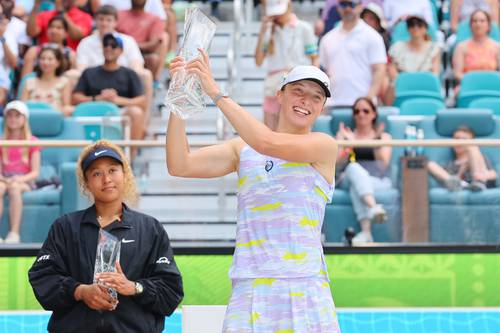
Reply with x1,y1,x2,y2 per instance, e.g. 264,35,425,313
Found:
212,91,229,104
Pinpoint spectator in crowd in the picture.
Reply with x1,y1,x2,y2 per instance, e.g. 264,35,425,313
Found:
0,101,41,244
21,45,73,115
385,15,441,104
27,0,93,51
360,2,390,51
74,0,100,16
117,0,167,86
255,0,318,130
450,0,498,32
101,0,167,20
29,140,183,332
319,0,386,108
73,33,146,158
453,9,499,92
76,5,153,117
0,5,17,107
315,0,383,37
335,97,392,244
22,15,76,78
1,0,31,56
383,0,434,28
162,0,178,66
428,126,497,191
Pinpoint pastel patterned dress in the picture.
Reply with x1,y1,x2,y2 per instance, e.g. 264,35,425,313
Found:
222,146,341,333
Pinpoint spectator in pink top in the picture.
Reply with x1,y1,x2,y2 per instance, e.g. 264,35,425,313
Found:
117,0,167,84
0,101,41,244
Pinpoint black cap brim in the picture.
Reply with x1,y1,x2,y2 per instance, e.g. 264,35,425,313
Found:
82,147,123,172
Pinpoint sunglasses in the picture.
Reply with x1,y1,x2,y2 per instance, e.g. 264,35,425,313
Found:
42,43,60,50
339,1,358,9
103,42,119,49
353,108,371,115
407,20,426,28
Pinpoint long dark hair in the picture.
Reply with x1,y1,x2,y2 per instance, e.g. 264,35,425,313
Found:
352,96,378,127
34,46,65,77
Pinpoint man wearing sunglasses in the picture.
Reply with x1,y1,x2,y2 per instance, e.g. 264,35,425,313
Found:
72,32,147,158
319,0,386,108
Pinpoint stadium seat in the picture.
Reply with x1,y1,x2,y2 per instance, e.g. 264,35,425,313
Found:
26,101,56,113
419,109,500,243
456,71,500,107
393,72,444,107
73,101,123,140
314,109,405,243
469,97,500,115
400,98,446,116
390,20,439,44
16,72,36,100
0,110,85,242
455,20,500,44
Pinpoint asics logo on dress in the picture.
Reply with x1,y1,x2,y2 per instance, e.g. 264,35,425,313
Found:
156,257,171,264
94,150,107,156
121,239,135,243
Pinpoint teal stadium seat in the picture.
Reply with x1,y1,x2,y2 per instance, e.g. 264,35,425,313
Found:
469,97,500,115
400,98,446,116
456,71,500,107
73,101,123,140
455,20,500,44
393,72,444,107
313,109,406,243
419,109,500,244
26,101,56,112
0,110,85,242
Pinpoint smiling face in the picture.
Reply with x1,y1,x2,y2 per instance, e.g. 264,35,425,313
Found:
84,157,125,205
277,80,326,130
352,98,377,129
38,48,61,74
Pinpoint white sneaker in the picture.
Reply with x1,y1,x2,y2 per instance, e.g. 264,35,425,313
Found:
352,231,374,246
5,232,20,244
369,204,387,224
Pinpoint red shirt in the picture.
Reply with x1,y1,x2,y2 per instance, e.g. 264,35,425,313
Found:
117,10,165,45
36,7,93,50
0,136,41,175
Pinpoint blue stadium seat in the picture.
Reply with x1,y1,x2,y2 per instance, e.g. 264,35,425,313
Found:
313,109,405,243
457,71,500,107
393,72,444,107
0,110,85,242
469,97,500,115
26,101,56,113
73,101,123,141
455,20,500,44
400,98,446,116
419,109,500,243
390,20,439,44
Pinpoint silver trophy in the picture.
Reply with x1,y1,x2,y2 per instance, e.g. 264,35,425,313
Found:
165,7,217,119
93,229,121,308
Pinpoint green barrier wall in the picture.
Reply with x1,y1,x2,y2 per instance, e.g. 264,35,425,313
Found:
1,253,499,310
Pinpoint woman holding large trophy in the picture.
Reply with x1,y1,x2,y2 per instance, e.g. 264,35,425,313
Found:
29,140,183,333
167,49,341,332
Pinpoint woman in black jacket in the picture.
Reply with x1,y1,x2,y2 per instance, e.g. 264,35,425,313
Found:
29,140,183,333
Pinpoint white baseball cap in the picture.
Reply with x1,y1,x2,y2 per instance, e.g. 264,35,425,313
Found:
266,0,289,16
279,66,331,97
4,100,29,118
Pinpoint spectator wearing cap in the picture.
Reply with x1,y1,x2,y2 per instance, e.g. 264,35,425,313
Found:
168,52,341,331
361,2,390,51
72,32,146,158
0,100,41,244
0,4,19,107
27,0,93,51
385,15,441,105
116,0,167,86
75,5,154,119
383,0,434,28
255,0,319,130
319,0,386,108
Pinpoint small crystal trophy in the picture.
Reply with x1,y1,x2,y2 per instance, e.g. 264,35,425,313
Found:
93,229,121,308
165,7,217,119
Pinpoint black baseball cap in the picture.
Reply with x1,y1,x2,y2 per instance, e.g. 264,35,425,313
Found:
81,146,123,172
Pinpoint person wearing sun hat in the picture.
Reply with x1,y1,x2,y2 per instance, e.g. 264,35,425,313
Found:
167,47,342,330
29,140,183,333
361,2,390,51
0,100,41,244
255,0,319,130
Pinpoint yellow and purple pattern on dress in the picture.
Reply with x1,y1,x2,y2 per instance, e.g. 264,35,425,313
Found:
223,146,341,332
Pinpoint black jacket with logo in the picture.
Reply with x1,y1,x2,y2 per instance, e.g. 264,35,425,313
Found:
28,205,183,333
